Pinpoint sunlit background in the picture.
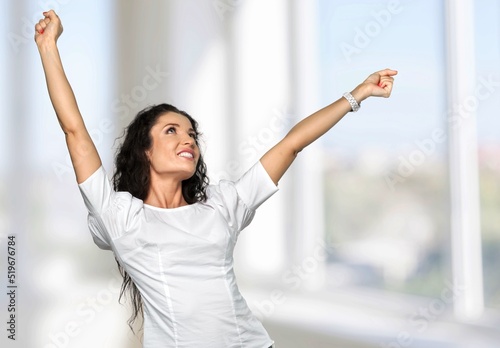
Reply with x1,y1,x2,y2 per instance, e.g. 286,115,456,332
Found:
1,0,500,347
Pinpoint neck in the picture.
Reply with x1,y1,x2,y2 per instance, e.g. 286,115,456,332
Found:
144,174,188,209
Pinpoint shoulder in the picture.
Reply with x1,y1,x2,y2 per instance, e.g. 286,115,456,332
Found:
79,165,145,216
205,181,238,205
205,161,279,210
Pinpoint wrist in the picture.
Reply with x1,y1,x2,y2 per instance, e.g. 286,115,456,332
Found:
350,83,371,104
37,39,58,53
342,92,360,112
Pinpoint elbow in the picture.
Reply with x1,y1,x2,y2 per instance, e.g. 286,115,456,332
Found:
61,124,75,136
277,135,303,158
283,133,304,158
291,140,305,157
57,116,83,136
61,124,83,138
292,147,302,158
282,137,303,158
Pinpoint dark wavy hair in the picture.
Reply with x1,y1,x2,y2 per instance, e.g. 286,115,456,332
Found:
112,103,209,331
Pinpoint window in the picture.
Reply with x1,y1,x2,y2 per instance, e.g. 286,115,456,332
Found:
318,0,500,317
320,0,450,297
475,0,500,311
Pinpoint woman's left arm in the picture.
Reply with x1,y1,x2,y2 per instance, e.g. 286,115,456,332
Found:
260,68,397,185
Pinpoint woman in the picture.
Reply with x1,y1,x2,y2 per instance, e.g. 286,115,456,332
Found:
35,10,396,348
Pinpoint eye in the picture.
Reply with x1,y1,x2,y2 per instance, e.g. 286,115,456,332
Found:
166,127,176,134
189,132,198,139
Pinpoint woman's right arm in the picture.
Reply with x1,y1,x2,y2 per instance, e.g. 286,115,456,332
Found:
35,10,101,183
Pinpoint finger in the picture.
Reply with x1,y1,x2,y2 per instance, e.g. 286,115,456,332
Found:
35,23,44,34
377,68,398,77
380,75,394,81
383,83,393,92
379,83,392,90
43,10,58,21
378,77,394,97
379,76,394,84
384,82,394,95
380,78,393,87
37,19,48,34
378,81,388,88
38,19,48,29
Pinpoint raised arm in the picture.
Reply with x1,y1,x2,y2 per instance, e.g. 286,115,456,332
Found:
35,10,101,183
260,68,397,185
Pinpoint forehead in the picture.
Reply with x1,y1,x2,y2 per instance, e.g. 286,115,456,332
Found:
154,112,193,129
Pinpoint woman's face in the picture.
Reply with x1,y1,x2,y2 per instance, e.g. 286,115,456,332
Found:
146,112,200,182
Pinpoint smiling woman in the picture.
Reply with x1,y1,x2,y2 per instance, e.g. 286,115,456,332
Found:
145,114,201,206
35,8,395,348
113,104,209,210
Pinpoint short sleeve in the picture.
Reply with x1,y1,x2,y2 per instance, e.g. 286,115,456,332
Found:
78,166,116,250
78,166,115,216
209,161,279,237
234,160,279,211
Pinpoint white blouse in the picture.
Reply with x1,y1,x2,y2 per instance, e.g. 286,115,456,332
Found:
78,161,278,348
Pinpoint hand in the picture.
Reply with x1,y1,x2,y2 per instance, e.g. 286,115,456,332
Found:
351,68,398,102
34,10,63,46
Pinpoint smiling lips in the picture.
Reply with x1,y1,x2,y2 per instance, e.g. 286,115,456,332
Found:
178,150,194,159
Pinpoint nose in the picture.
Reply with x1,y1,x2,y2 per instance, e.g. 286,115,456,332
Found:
182,132,195,146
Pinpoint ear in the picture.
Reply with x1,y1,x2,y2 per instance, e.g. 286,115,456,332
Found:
145,149,152,163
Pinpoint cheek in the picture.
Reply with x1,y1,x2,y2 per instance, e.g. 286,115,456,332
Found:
148,147,172,168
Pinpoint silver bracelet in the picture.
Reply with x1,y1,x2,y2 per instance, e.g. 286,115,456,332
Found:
342,92,360,112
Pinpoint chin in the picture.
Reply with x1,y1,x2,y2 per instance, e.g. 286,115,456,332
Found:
180,169,197,181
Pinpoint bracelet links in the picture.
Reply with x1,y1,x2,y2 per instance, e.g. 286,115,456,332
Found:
342,92,360,112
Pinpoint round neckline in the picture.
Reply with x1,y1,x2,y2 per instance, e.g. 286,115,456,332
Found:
143,202,198,212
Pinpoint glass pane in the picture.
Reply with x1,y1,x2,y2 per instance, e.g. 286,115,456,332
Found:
319,0,450,297
475,0,500,310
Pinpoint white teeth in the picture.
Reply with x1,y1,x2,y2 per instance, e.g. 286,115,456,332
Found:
178,152,194,158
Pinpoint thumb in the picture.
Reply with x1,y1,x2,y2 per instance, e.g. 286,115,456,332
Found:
43,9,59,21
379,68,398,77
43,10,59,24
